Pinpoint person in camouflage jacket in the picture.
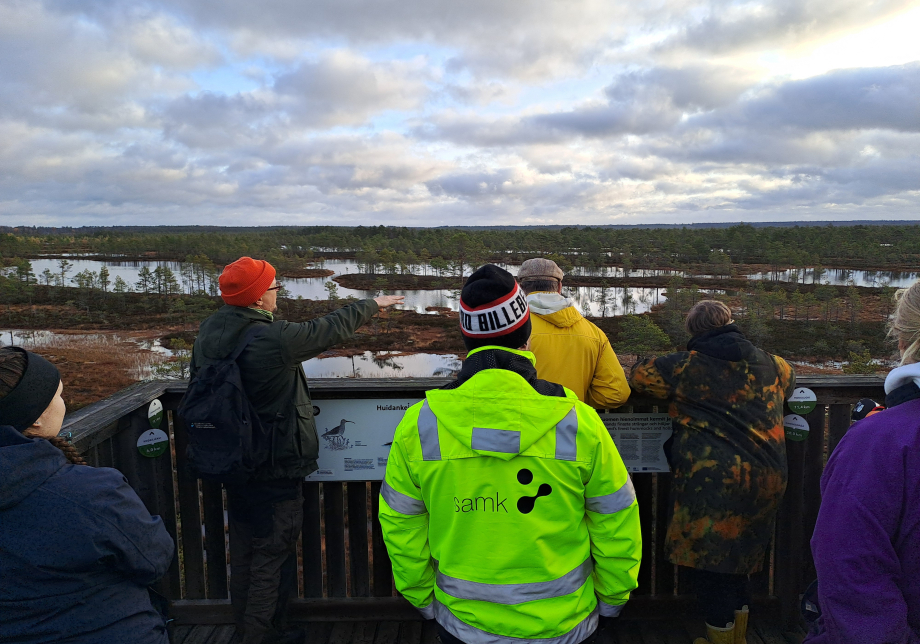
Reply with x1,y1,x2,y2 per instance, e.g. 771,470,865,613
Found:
628,301,795,642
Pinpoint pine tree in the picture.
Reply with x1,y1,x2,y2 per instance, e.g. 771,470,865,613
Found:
614,315,672,356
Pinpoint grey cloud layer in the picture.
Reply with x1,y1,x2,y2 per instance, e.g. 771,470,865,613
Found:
422,64,920,148
666,0,915,55
1,0,918,225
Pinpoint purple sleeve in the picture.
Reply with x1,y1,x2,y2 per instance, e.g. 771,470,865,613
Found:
808,428,913,643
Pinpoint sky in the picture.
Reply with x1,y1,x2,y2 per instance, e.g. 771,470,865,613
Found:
1,0,919,227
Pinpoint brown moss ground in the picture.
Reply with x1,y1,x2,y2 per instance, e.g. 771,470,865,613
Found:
8,284,898,410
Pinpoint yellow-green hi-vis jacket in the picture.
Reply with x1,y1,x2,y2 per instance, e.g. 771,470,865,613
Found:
379,346,642,644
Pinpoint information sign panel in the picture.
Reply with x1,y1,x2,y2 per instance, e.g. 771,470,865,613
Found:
137,428,169,458
598,413,672,473
788,388,817,415
783,414,810,441
308,401,675,480
306,398,421,481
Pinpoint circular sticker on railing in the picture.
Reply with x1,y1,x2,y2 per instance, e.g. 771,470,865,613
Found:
783,414,810,442
788,388,817,415
138,428,169,458
148,399,164,429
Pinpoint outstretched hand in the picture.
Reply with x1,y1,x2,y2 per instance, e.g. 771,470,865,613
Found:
374,295,405,309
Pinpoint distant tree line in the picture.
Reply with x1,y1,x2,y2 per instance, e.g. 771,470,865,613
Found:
2,223,920,272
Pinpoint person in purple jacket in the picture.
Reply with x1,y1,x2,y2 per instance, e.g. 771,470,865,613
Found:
0,347,175,644
806,281,920,643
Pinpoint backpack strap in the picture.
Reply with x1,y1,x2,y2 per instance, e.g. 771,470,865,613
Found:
229,324,268,362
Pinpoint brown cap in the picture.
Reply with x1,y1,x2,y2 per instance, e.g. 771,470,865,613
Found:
517,258,564,282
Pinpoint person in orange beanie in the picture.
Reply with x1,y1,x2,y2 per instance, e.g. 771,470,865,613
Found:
218,257,279,307
190,256,403,644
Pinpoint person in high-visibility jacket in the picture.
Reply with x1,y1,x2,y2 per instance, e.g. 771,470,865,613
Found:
379,265,642,644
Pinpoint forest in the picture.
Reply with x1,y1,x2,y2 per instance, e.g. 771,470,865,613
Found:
2,223,920,272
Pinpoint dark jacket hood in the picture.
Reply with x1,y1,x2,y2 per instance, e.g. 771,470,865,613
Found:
443,347,567,398
686,324,757,362
0,424,67,511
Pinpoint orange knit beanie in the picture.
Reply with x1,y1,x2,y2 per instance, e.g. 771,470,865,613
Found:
219,257,276,306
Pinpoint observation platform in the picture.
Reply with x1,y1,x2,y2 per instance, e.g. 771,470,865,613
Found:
64,376,881,643
171,618,805,644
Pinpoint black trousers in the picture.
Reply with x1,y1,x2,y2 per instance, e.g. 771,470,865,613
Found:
686,567,751,627
227,486,303,644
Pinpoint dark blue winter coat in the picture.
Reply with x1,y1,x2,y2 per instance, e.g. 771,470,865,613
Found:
0,425,174,644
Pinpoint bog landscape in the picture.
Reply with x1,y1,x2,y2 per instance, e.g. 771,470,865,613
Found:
1,222,913,410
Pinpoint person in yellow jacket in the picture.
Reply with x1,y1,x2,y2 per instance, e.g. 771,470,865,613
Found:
517,258,630,409
379,265,642,644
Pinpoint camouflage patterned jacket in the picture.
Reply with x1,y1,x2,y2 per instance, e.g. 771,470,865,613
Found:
628,325,795,574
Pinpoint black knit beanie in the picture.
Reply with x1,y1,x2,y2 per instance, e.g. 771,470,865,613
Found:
0,347,62,432
459,264,531,351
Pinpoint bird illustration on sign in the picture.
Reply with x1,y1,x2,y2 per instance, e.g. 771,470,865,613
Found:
321,419,354,450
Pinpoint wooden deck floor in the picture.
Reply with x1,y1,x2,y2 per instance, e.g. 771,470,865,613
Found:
171,619,806,644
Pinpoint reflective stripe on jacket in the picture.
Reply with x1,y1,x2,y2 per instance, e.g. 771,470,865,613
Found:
527,296,630,409
379,346,642,644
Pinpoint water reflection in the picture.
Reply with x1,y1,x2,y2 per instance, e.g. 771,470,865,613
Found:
564,287,664,317
302,351,462,378
747,268,920,287
0,328,172,355
24,258,920,315
28,258,190,288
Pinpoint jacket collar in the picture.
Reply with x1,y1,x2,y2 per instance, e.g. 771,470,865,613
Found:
221,304,274,322
884,362,920,408
444,346,566,397
884,361,920,394
885,382,920,409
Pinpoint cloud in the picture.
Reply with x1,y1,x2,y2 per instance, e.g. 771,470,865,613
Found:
2,0,919,226
663,0,916,55
0,2,199,132
118,12,224,70
426,169,517,197
711,63,920,132
159,92,278,149
416,64,758,144
152,0,635,80
273,51,431,126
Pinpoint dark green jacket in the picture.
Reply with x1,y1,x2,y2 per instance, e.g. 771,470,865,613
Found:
189,301,379,480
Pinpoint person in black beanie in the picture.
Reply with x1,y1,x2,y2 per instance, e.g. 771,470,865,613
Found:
379,265,641,644
458,264,533,350
445,264,569,396
0,347,175,644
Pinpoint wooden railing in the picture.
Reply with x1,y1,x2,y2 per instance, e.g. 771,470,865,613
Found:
61,375,887,627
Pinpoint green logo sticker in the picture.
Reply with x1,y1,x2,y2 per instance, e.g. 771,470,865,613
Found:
137,428,169,458
788,388,817,414
783,414,810,442
148,399,164,429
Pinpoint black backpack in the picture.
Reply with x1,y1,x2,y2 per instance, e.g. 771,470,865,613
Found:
179,326,269,484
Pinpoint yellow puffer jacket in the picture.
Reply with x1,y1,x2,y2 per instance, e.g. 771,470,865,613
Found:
528,293,630,409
